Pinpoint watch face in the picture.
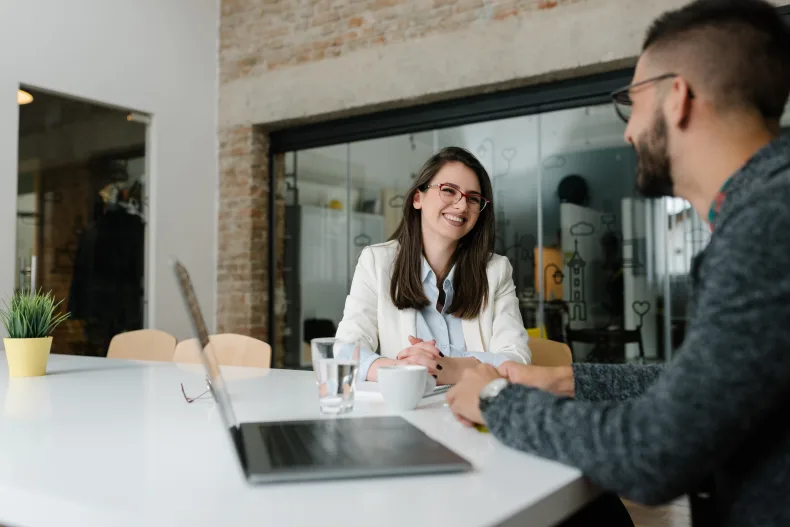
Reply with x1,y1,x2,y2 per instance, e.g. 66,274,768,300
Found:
481,378,509,400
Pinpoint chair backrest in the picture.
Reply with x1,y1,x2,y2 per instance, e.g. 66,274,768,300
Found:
566,327,642,346
528,337,573,367
107,329,177,362
173,333,271,369
526,326,547,339
565,325,645,362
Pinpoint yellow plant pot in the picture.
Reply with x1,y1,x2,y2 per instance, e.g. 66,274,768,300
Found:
4,337,53,377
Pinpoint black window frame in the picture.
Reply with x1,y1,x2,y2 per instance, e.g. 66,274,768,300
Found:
267,68,635,356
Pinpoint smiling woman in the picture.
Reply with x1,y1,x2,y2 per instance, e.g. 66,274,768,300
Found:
389,147,494,319
333,146,531,384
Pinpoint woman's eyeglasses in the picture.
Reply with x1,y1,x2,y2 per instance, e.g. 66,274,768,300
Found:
424,183,489,213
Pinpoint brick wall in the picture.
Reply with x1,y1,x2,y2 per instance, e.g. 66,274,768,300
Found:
220,0,577,85
216,124,289,365
216,126,270,346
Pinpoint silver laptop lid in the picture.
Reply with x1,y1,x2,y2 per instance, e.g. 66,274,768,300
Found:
173,259,239,430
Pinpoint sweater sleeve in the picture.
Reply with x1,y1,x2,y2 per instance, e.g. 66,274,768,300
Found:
572,363,665,402
482,190,790,505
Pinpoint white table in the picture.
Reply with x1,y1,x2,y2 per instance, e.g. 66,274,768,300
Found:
0,354,597,527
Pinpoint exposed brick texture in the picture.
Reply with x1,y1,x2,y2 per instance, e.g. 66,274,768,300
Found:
216,125,270,346
220,0,579,85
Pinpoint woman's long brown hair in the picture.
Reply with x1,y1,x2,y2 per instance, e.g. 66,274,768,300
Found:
389,146,495,320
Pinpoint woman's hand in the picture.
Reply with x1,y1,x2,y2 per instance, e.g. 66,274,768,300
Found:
388,337,489,386
401,337,485,385
396,336,443,375
366,336,443,381
435,356,480,385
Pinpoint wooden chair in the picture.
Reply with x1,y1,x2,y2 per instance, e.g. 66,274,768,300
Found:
528,336,573,367
173,333,271,369
106,329,177,362
526,326,547,339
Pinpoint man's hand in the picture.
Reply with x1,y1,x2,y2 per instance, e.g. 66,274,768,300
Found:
446,363,503,427
497,361,575,398
497,361,541,385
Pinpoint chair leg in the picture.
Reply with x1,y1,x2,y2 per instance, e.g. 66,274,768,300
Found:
637,332,645,364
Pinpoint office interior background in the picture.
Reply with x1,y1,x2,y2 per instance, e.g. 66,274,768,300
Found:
2,0,789,363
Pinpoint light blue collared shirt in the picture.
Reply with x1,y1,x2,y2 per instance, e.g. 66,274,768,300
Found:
353,258,508,381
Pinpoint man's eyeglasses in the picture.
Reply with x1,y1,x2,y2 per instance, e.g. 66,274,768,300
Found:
424,183,489,213
610,73,694,123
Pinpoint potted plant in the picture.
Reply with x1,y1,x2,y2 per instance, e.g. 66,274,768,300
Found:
0,289,70,377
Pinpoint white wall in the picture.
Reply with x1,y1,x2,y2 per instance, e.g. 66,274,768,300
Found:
0,0,219,339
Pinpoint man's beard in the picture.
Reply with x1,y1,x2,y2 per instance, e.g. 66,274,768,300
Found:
635,111,675,198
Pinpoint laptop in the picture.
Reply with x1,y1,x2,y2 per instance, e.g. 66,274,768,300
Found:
172,259,472,484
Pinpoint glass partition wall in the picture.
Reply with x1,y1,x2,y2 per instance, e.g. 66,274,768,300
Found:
278,100,790,369
16,86,148,357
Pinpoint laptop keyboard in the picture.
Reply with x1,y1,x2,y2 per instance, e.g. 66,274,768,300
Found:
260,422,359,468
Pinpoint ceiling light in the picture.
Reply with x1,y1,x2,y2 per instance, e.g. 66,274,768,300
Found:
17,90,33,105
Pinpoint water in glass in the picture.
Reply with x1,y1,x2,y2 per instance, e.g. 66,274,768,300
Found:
311,338,360,415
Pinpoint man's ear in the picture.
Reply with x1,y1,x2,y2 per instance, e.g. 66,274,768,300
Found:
667,76,694,129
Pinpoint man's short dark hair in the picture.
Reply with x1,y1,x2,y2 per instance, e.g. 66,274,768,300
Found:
644,0,790,120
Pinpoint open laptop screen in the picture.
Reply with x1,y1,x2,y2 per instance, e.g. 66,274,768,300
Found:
173,259,239,431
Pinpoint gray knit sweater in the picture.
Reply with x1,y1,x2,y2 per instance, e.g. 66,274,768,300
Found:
483,135,790,527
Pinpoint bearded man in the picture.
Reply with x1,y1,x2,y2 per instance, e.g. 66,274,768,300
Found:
447,1,790,526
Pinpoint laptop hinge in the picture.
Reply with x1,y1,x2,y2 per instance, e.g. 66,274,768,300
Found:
230,425,248,472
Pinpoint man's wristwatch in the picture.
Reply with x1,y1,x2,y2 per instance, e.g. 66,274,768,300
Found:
479,377,510,413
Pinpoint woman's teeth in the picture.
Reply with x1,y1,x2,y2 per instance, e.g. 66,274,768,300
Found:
444,214,466,225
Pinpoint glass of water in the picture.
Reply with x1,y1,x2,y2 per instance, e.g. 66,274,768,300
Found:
311,338,360,415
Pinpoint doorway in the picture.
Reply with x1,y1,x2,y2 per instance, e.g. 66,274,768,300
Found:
16,86,148,356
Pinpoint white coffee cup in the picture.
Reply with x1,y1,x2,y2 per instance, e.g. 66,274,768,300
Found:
378,365,428,411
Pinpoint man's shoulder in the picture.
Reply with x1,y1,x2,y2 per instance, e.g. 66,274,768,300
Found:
702,167,790,286
719,154,790,237
719,135,790,230
719,178,790,235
